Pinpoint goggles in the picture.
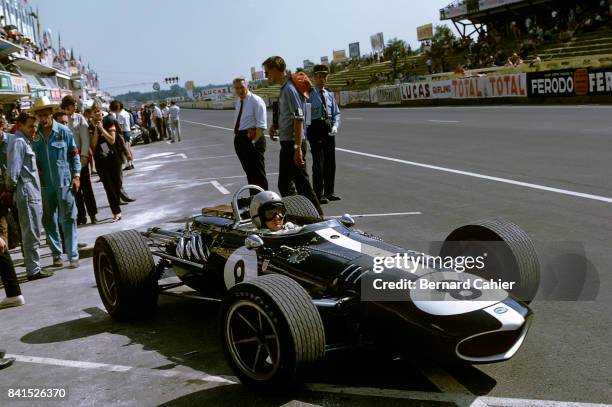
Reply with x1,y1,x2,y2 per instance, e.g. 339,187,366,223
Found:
263,208,285,221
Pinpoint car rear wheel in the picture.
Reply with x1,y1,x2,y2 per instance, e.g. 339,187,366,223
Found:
220,274,325,392
282,195,322,225
93,230,158,320
439,218,540,302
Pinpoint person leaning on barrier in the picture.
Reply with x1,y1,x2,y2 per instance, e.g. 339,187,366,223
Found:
307,64,341,204
232,77,268,192
263,56,322,215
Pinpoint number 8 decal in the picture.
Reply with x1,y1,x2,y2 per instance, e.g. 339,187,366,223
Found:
224,246,258,289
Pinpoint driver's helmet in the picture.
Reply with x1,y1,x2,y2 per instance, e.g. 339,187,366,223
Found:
250,190,285,228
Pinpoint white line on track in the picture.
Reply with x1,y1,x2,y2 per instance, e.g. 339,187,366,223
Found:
211,180,230,194
330,212,421,218
177,119,612,205
183,120,233,131
7,354,236,385
428,119,460,123
305,383,610,407
195,172,279,181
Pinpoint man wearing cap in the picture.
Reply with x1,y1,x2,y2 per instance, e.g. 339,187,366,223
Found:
308,65,341,204
232,77,268,191
30,97,81,269
262,56,322,215
61,95,98,225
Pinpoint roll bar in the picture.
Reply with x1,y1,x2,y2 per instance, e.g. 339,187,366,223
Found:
232,184,265,227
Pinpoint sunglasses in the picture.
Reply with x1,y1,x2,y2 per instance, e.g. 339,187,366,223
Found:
263,208,285,221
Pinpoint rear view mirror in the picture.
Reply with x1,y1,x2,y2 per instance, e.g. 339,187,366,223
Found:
340,214,355,228
245,235,264,250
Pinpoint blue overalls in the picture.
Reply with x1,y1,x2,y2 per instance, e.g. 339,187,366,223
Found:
7,131,43,276
32,121,81,261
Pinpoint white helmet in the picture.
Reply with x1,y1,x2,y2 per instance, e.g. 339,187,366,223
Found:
250,191,285,228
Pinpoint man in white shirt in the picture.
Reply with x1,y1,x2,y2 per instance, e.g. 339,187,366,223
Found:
232,77,268,191
168,101,181,142
117,102,135,170
151,103,164,141
161,102,170,143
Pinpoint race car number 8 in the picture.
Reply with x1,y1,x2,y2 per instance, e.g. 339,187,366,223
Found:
224,246,258,289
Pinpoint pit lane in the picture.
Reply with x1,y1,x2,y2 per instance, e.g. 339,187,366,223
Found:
1,106,610,406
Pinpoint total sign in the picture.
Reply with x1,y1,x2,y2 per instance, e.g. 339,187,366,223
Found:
484,74,527,97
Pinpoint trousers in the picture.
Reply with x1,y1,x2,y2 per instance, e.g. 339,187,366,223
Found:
278,140,322,215
41,185,78,261
15,181,42,275
0,249,21,297
169,119,181,142
234,130,268,192
75,165,97,222
308,120,337,198
96,155,123,215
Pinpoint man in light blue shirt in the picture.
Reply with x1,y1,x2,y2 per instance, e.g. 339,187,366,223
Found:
233,77,268,191
263,56,322,215
307,64,341,204
5,112,52,280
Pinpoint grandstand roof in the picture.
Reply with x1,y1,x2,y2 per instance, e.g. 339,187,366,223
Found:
440,0,553,22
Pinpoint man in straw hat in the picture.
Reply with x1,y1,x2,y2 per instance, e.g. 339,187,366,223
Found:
30,96,81,269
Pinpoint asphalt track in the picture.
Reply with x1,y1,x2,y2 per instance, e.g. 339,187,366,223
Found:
0,105,610,406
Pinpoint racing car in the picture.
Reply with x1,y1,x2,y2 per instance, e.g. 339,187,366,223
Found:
93,185,540,391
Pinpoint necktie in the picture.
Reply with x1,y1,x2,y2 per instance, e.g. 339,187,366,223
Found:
234,99,244,133
319,88,329,120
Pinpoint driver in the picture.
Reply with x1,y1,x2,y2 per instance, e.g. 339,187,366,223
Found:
250,191,300,233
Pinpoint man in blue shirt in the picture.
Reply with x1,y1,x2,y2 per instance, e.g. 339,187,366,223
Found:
263,56,322,215
307,64,341,204
4,112,52,280
31,97,81,269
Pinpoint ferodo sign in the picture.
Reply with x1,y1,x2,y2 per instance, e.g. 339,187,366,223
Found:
587,69,612,96
483,73,527,97
400,82,431,100
527,70,577,97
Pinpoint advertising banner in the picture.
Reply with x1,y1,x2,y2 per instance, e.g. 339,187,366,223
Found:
370,32,384,53
321,56,329,65
349,42,360,59
332,49,347,63
370,87,378,104
417,23,433,42
376,85,401,105
586,69,612,96
483,73,527,97
400,82,431,100
347,89,371,104
339,90,349,106
527,70,577,97
10,75,26,93
430,80,453,99
451,77,485,99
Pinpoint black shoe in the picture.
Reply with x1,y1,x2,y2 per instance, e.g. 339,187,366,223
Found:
27,270,54,281
325,194,341,201
90,215,98,224
0,349,5,358
318,196,329,204
77,243,87,249
77,218,87,225
120,195,135,203
0,357,15,370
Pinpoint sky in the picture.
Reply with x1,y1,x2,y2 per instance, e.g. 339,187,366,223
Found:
36,0,453,95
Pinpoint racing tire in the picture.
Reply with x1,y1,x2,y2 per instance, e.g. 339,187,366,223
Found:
282,195,323,225
439,218,540,303
93,230,158,320
220,274,325,392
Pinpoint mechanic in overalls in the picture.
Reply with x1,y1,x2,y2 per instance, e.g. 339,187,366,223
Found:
5,112,52,280
30,97,81,269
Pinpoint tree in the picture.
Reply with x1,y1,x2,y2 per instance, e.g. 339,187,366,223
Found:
431,24,455,47
384,37,409,61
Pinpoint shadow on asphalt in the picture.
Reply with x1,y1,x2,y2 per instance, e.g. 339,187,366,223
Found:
19,295,496,404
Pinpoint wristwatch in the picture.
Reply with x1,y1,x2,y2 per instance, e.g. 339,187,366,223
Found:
294,144,301,150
